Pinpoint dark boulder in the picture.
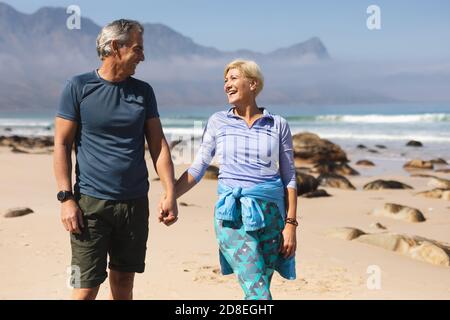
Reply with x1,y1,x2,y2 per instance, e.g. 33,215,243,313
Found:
356,160,375,166
4,207,34,218
317,173,356,190
301,189,331,198
292,132,348,164
406,140,423,147
311,161,359,176
295,171,319,196
204,165,219,180
363,180,413,190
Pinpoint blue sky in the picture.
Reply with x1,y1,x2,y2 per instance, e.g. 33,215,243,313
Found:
3,0,450,60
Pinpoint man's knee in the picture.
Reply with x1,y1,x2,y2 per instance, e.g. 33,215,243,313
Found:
109,270,135,289
72,287,100,300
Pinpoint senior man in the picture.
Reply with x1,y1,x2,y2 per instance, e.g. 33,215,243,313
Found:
53,19,177,300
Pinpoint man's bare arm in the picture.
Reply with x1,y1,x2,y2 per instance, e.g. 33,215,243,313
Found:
53,117,84,233
144,117,178,226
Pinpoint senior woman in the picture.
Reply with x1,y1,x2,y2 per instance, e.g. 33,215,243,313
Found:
162,59,298,300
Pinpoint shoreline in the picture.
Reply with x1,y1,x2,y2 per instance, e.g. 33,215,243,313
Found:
1,137,450,299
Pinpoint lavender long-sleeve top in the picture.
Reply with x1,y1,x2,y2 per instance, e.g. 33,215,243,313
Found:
188,108,297,189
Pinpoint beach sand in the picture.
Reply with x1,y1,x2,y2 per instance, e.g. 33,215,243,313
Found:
1,146,450,300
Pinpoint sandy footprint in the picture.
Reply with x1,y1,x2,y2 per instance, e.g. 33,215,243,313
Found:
272,263,364,298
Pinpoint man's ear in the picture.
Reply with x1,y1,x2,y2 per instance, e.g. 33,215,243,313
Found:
110,40,121,57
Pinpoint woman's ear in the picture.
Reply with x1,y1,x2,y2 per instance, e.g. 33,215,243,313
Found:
249,79,257,92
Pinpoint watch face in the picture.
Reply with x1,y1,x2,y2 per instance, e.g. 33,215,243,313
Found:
57,191,65,201
57,191,73,202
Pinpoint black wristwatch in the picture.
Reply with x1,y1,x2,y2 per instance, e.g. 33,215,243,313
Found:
57,190,73,202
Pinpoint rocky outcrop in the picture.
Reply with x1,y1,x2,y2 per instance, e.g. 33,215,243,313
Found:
409,241,450,267
326,227,365,240
311,162,359,176
355,233,450,267
416,189,450,201
296,172,319,196
0,136,53,148
317,173,356,190
301,189,331,198
356,233,409,252
0,136,54,154
369,203,426,222
3,207,34,218
410,174,437,178
406,140,423,147
356,160,375,167
403,159,434,170
363,180,413,190
204,165,219,180
430,158,448,165
328,227,450,266
370,222,387,230
427,177,450,189
10,146,53,154
292,132,348,164
295,167,314,174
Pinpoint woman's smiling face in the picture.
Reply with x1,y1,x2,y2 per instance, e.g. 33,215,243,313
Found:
224,68,256,106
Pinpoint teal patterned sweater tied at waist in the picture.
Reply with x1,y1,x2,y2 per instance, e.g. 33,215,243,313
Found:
215,178,286,231
215,178,296,280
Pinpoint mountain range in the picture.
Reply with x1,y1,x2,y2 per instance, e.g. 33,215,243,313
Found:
1,2,437,111
0,2,330,62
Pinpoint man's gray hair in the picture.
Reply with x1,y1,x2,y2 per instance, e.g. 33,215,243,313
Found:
96,19,144,60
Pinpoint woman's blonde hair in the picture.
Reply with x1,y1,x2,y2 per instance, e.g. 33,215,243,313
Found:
224,59,264,96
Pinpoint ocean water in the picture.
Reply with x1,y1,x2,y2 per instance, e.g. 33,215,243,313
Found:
1,103,450,164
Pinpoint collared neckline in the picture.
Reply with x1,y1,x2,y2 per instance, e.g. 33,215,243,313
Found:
226,107,274,121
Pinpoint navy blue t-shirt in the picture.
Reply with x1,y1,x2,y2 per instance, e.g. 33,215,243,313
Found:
56,70,159,200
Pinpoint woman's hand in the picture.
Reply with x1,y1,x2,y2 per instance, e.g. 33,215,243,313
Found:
279,223,297,258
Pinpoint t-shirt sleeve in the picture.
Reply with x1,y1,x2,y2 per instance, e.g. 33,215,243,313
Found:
145,85,159,119
56,80,80,122
279,117,297,190
187,115,217,182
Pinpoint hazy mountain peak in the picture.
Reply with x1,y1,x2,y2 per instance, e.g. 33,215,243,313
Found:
0,1,16,13
269,37,330,60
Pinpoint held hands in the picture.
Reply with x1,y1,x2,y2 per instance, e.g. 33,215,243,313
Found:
60,199,84,234
158,194,179,226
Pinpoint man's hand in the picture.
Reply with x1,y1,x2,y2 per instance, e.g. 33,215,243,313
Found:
60,199,84,234
158,194,178,226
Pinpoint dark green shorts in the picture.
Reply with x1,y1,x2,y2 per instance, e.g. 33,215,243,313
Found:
70,193,149,288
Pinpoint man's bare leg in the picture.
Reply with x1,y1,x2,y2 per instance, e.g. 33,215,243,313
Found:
109,270,135,300
72,286,100,300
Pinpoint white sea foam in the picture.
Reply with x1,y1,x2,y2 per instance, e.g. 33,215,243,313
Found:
312,113,450,123
289,130,450,143
0,119,53,127
163,127,204,137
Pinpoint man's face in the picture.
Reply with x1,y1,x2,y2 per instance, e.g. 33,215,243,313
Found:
117,30,145,76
